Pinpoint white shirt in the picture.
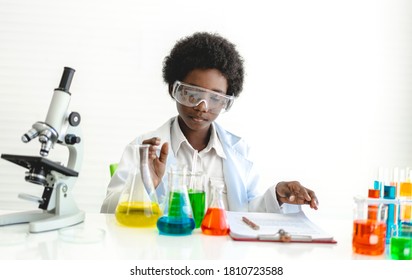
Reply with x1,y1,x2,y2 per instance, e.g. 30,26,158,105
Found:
101,117,301,214
170,117,228,209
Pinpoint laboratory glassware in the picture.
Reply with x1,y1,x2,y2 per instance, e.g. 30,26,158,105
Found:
157,166,195,235
115,144,162,227
367,188,380,220
390,223,412,260
399,168,412,223
187,171,206,228
383,185,396,243
352,200,387,255
201,178,230,235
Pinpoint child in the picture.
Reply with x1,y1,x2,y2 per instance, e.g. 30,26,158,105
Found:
101,32,318,214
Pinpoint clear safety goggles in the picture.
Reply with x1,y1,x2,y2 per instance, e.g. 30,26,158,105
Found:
172,81,234,113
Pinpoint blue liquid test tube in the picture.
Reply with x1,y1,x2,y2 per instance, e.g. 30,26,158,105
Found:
384,185,396,244
374,167,384,198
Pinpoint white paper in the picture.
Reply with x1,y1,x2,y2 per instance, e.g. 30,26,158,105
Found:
226,211,334,242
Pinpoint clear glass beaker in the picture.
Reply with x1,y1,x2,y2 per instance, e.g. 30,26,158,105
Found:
156,166,195,235
352,200,387,256
390,223,412,260
201,178,230,236
115,144,162,227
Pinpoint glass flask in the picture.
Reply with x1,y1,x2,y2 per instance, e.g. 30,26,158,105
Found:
201,178,230,235
115,144,162,227
157,166,195,235
187,171,206,228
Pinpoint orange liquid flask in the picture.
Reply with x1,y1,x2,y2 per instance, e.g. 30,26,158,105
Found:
201,179,230,236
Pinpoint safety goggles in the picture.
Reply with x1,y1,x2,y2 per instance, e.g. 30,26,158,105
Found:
172,81,234,113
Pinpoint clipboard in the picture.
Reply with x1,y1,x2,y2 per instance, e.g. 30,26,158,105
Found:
227,211,337,244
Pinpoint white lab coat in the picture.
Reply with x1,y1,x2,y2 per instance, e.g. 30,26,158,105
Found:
100,117,300,214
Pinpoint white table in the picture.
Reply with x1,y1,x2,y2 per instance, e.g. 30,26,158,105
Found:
0,211,388,260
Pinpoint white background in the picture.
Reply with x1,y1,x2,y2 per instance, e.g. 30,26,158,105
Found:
0,0,411,220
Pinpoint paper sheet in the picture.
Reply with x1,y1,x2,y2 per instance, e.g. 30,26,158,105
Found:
227,211,335,242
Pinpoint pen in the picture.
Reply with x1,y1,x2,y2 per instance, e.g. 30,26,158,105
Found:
242,216,260,230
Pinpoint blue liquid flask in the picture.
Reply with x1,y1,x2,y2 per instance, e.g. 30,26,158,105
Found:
157,166,195,235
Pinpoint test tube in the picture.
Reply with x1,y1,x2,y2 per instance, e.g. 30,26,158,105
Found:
368,188,380,220
399,168,412,224
384,185,396,244
373,167,384,198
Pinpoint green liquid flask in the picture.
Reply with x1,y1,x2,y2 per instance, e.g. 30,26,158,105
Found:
115,144,162,227
157,166,195,235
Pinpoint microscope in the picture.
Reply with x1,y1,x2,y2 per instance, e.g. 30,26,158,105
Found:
0,67,85,233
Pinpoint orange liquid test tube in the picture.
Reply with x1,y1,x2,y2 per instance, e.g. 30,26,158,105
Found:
399,169,412,221
368,189,380,220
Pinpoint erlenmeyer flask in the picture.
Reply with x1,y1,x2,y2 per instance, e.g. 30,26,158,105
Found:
201,179,230,235
157,166,195,235
115,144,162,227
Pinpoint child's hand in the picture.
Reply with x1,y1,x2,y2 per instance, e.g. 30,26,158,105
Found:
275,181,319,210
142,137,169,188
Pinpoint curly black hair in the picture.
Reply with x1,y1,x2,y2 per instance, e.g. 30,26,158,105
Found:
162,32,244,98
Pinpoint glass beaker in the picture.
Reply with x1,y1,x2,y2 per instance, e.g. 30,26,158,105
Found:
352,200,387,256
157,166,195,235
115,144,162,227
187,171,206,228
201,178,230,236
390,223,412,260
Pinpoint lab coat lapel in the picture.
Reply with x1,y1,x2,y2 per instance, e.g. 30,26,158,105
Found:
215,122,253,212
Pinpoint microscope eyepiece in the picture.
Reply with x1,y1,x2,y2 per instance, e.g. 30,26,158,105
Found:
57,67,75,93
21,67,78,157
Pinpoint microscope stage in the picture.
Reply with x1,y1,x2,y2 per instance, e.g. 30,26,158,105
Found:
1,154,78,177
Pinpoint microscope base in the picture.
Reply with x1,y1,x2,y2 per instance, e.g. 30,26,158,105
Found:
0,210,85,233
30,211,85,233
0,210,52,225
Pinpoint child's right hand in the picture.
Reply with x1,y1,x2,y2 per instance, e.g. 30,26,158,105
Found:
142,137,169,188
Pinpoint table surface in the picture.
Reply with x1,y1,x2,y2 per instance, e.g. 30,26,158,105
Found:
0,211,393,260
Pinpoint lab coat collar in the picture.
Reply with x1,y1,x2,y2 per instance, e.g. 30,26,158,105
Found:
170,116,226,159
141,117,254,212
146,117,245,161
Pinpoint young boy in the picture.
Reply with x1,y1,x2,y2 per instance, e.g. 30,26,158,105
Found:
101,32,318,214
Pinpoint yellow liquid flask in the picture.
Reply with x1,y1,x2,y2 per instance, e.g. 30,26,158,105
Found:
115,144,162,227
